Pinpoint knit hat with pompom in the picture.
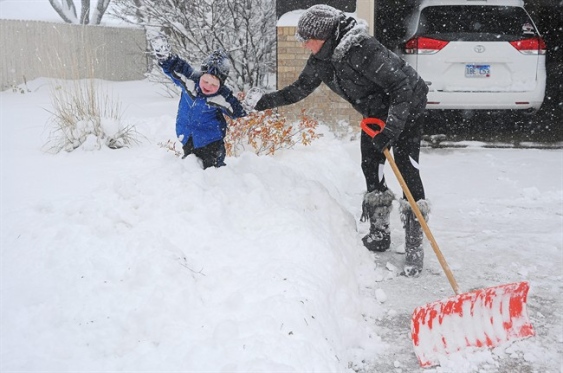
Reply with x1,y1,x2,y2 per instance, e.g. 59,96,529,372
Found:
201,50,230,84
296,5,343,42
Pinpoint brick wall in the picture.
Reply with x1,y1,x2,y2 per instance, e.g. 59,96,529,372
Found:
276,26,362,127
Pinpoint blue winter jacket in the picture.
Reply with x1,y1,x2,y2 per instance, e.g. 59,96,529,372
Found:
160,56,246,148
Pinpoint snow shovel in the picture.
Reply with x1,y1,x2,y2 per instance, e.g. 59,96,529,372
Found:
361,118,534,367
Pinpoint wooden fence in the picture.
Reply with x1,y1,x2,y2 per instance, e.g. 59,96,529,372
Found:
0,19,147,90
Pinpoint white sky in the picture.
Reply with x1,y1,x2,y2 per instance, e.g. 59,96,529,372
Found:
0,0,124,25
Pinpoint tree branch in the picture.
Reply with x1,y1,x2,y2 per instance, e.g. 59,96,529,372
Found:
48,0,79,23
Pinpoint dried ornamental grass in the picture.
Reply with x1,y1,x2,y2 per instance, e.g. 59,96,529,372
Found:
45,79,138,153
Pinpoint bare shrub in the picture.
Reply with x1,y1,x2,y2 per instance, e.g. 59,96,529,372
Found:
158,110,321,159
157,139,183,157
226,109,321,157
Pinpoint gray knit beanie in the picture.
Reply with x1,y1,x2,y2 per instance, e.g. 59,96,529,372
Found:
296,5,342,42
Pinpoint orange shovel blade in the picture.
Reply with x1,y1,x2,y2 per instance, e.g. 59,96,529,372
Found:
411,281,534,367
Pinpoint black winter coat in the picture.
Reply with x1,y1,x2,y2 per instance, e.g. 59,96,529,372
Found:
256,16,428,139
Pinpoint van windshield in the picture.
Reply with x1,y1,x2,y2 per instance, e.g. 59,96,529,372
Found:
416,6,538,41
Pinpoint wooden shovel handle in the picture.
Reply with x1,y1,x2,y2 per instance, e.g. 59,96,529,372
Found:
383,148,461,294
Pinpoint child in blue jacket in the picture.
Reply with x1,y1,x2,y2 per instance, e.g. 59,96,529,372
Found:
151,36,246,169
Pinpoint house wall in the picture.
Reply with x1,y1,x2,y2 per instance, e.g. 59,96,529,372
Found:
0,20,147,90
276,25,362,127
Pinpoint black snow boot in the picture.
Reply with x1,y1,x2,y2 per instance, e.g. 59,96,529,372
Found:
399,199,430,277
361,189,395,252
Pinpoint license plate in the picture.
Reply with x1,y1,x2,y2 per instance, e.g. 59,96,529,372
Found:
465,64,490,78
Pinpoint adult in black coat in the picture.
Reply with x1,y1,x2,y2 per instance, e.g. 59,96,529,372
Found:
253,5,430,277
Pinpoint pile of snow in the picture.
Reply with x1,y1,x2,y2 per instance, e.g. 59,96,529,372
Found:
1,78,561,372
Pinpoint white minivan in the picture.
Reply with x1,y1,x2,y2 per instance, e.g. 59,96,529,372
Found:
400,0,546,113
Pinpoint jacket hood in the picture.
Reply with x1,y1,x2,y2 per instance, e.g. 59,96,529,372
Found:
332,17,371,61
313,15,371,62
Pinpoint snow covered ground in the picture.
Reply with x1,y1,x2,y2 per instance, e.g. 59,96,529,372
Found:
1,78,562,372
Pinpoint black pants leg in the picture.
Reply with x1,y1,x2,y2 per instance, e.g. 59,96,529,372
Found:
182,137,195,158
182,138,226,169
360,115,425,201
361,131,387,193
193,140,226,169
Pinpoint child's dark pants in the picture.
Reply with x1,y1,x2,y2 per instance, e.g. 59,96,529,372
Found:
182,137,226,169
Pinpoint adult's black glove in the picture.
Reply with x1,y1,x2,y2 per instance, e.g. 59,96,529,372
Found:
372,129,395,153
254,95,270,111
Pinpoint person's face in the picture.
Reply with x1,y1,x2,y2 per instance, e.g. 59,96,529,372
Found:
199,73,221,95
302,39,325,55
